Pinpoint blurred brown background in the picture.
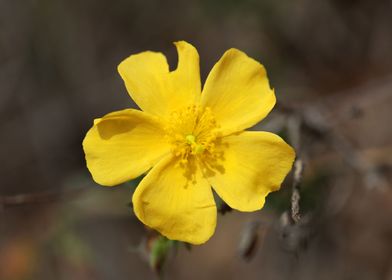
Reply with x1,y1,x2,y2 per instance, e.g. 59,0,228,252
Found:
1,0,392,279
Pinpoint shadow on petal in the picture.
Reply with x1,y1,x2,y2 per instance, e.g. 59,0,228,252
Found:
97,118,137,140
201,139,228,178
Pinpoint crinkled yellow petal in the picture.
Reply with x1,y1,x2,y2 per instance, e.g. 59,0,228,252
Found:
204,131,295,212
118,41,201,119
201,49,276,135
132,155,217,244
168,41,201,105
118,51,169,117
82,109,170,186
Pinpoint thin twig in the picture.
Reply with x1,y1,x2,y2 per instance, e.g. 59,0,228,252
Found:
287,114,304,224
0,188,86,208
291,159,304,223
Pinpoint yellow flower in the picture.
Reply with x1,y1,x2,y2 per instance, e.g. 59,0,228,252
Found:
83,41,295,244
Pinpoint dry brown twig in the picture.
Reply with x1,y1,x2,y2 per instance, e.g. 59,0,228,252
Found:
290,159,304,224
287,114,304,224
0,187,86,210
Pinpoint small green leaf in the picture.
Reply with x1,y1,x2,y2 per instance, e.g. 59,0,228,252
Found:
149,236,177,274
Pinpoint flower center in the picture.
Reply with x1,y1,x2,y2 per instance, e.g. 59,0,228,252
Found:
185,134,205,154
164,105,218,163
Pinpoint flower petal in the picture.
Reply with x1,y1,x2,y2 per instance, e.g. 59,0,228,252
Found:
118,41,201,119
118,51,169,117
132,155,217,244
204,131,295,211
82,109,170,186
201,49,276,135
168,41,201,105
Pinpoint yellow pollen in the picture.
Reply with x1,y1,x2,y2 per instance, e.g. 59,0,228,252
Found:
164,106,219,161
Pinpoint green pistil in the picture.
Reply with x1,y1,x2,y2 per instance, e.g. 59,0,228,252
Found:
185,134,205,154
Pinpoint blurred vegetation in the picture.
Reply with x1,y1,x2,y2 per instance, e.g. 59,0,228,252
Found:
1,0,391,279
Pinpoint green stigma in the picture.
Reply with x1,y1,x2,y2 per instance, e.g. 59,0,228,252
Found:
186,134,196,144
185,134,205,154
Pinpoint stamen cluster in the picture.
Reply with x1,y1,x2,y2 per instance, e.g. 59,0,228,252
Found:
164,106,219,164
